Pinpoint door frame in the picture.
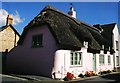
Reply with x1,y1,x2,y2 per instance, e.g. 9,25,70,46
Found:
93,54,96,71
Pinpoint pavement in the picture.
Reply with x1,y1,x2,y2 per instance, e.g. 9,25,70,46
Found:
70,72,120,83
0,72,120,83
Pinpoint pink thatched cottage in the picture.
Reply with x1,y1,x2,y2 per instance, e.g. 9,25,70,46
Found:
6,5,120,79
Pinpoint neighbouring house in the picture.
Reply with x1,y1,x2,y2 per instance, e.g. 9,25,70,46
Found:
0,15,20,73
93,23,120,71
6,5,118,79
119,33,120,71
0,15,20,52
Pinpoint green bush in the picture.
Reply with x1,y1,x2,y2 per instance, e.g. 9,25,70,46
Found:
103,71,107,74
106,70,112,73
78,74,84,78
112,69,116,72
63,76,69,81
92,72,97,76
85,71,91,77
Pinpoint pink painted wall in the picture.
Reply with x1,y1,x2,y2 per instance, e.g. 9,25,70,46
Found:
6,25,58,77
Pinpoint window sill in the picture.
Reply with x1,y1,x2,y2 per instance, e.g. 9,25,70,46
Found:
31,45,43,48
69,65,82,68
99,64,105,66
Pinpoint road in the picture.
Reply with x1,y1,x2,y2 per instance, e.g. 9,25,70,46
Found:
0,74,66,83
0,72,120,83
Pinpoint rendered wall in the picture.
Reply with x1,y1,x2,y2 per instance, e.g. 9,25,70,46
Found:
6,25,58,78
53,48,114,79
113,24,119,68
96,51,114,74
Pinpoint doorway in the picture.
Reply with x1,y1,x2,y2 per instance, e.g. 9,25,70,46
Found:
93,54,96,71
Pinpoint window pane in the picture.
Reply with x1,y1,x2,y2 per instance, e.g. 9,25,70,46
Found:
32,34,43,47
116,41,119,51
70,52,82,66
116,56,119,66
75,53,77,60
70,53,73,65
99,55,104,64
78,53,81,65
108,55,111,64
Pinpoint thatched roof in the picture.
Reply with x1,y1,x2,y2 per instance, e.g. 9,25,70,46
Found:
93,23,116,54
0,25,20,37
18,5,104,51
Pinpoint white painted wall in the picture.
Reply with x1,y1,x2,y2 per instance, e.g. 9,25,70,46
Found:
53,48,114,79
68,48,93,76
113,24,119,68
119,33,120,68
52,48,93,78
52,50,71,78
96,51,114,74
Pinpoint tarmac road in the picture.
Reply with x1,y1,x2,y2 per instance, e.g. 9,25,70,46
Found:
0,72,120,83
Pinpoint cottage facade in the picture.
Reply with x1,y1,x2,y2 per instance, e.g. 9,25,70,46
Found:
6,5,119,78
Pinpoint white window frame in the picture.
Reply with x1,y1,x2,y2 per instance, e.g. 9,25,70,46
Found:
108,55,111,65
70,52,82,66
99,54,104,65
116,56,119,66
116,41,119,51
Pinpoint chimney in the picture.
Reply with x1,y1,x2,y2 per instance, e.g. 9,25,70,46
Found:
68,3,76,18
6,14,13,26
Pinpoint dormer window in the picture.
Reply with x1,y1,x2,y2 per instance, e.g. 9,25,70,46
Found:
108,46,110,51
102,45,104,50
83,41,88,48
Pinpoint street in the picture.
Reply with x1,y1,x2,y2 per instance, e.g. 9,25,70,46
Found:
0,72,120,83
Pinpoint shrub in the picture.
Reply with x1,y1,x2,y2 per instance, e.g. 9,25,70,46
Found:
85,71,91,77
63,76,69,81
98,71,104,75
78,74,84,78
99,70,112,75
103,71,107,74
89,71,93,77
112,69,116,72
106,70,112,73
92,72,97,76
63,72,74,81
